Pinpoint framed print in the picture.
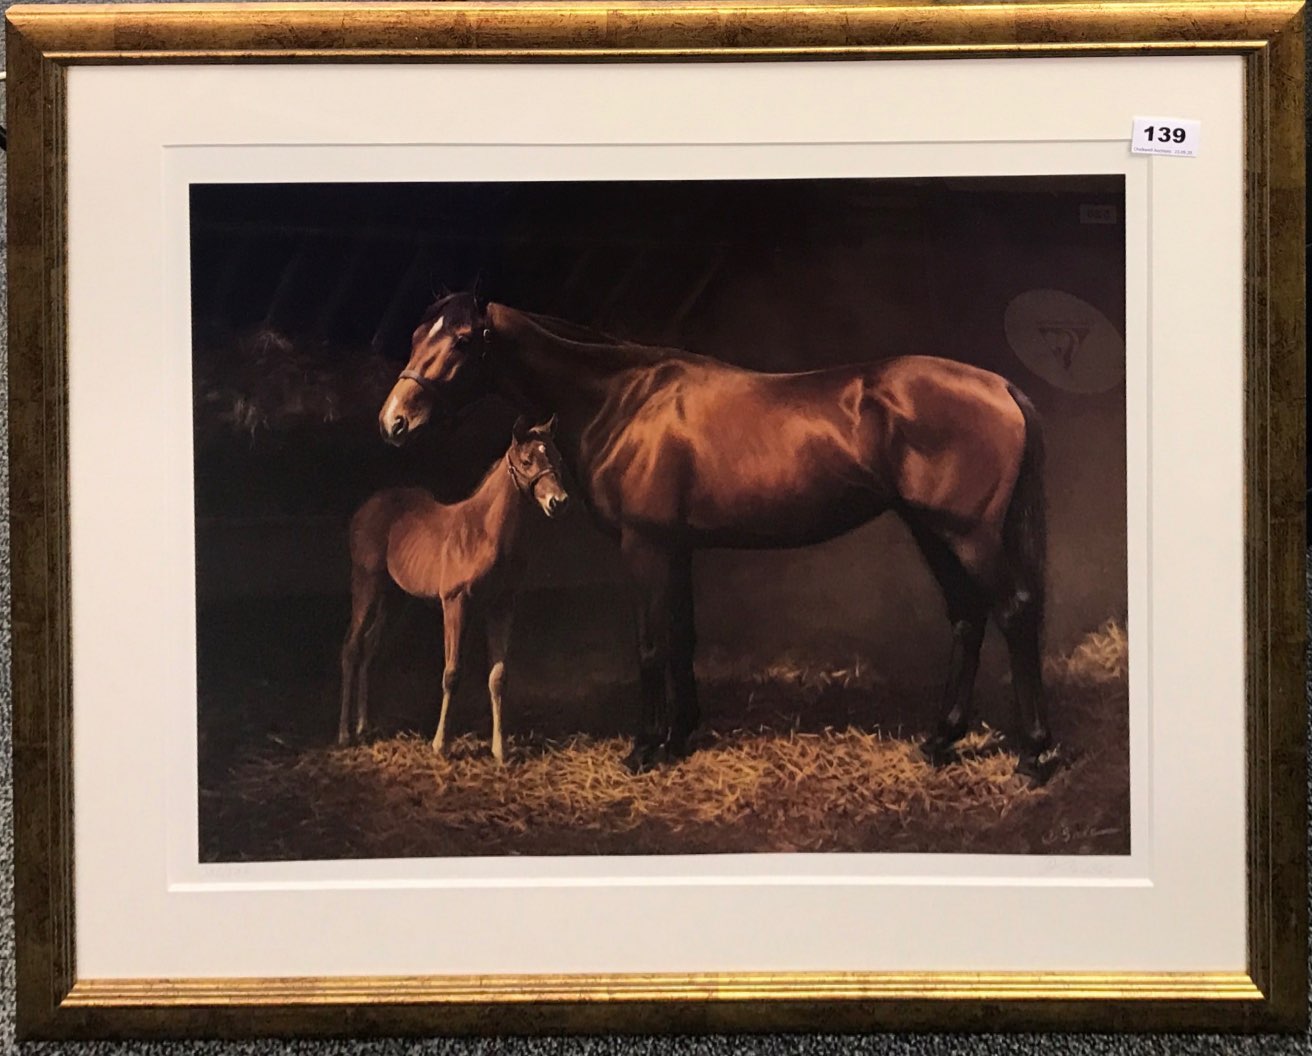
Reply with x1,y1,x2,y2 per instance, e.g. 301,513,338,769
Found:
6,0,1307,1039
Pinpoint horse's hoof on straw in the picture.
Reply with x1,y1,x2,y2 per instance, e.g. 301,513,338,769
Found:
622,743,665,774
917,738,960,768
1015,749,1062,787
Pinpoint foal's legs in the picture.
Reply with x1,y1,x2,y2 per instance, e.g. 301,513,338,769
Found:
909,523,990,766
621,532,674,773
353,590,390,739
486,600,514,765
432,595,467,755
339,569,385,746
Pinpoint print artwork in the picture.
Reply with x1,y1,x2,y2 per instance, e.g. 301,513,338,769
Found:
192,177,1129,861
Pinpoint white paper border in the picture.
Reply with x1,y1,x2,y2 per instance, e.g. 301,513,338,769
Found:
65,56,1243,977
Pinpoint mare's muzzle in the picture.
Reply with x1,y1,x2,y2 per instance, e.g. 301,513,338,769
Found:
380,370,454,445
542,489,570,518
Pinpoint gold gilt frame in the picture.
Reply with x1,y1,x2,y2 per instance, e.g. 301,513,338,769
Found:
6,0,1306,1039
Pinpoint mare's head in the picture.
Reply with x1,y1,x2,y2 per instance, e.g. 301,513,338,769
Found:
507,414,569,519
379,292,491,445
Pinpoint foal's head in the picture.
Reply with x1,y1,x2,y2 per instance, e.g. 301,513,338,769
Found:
380,292,491,445
507,414,569,519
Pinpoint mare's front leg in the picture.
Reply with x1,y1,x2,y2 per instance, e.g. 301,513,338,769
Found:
486,599,514,765
620,532,674,773
432,594,467,755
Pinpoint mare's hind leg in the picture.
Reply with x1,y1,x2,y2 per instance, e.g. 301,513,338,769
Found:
997,590,1054,783
432,596,467,755
931,528,1056,785
666,550,700,760
909,523,989,767
486,599,514,765
338,570,383,746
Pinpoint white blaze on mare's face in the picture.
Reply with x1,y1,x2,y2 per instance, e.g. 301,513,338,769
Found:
381,312,446,440
380,388,409,433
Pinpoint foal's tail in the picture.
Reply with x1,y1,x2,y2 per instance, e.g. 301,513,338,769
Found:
1002,384,1047,624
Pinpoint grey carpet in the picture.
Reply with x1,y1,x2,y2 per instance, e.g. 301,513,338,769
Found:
0,1,1307,1049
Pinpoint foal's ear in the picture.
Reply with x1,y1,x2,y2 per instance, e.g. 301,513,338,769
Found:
512,414,532,443
535,413,559,437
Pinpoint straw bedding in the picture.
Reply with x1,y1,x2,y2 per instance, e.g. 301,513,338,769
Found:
200,621,1130,861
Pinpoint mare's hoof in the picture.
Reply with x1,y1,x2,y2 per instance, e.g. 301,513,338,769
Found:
622,742,666,774
918,737,960,768
1015,748,1062,787
336,732,353,748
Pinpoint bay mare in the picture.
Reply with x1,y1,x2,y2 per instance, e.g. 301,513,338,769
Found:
379,294,1053,782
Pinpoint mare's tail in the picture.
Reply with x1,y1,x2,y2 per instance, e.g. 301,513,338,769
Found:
1002,384,1047,626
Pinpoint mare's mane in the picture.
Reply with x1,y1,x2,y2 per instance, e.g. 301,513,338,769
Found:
416,292,687,369
512,307,690,368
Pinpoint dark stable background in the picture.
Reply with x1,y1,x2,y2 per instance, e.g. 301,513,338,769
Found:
190,176,1127,751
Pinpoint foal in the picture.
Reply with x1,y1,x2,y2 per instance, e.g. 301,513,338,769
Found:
338,415,569,761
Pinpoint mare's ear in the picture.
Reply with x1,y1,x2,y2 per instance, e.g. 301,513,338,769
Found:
534,413,559,437
512,415,532,443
